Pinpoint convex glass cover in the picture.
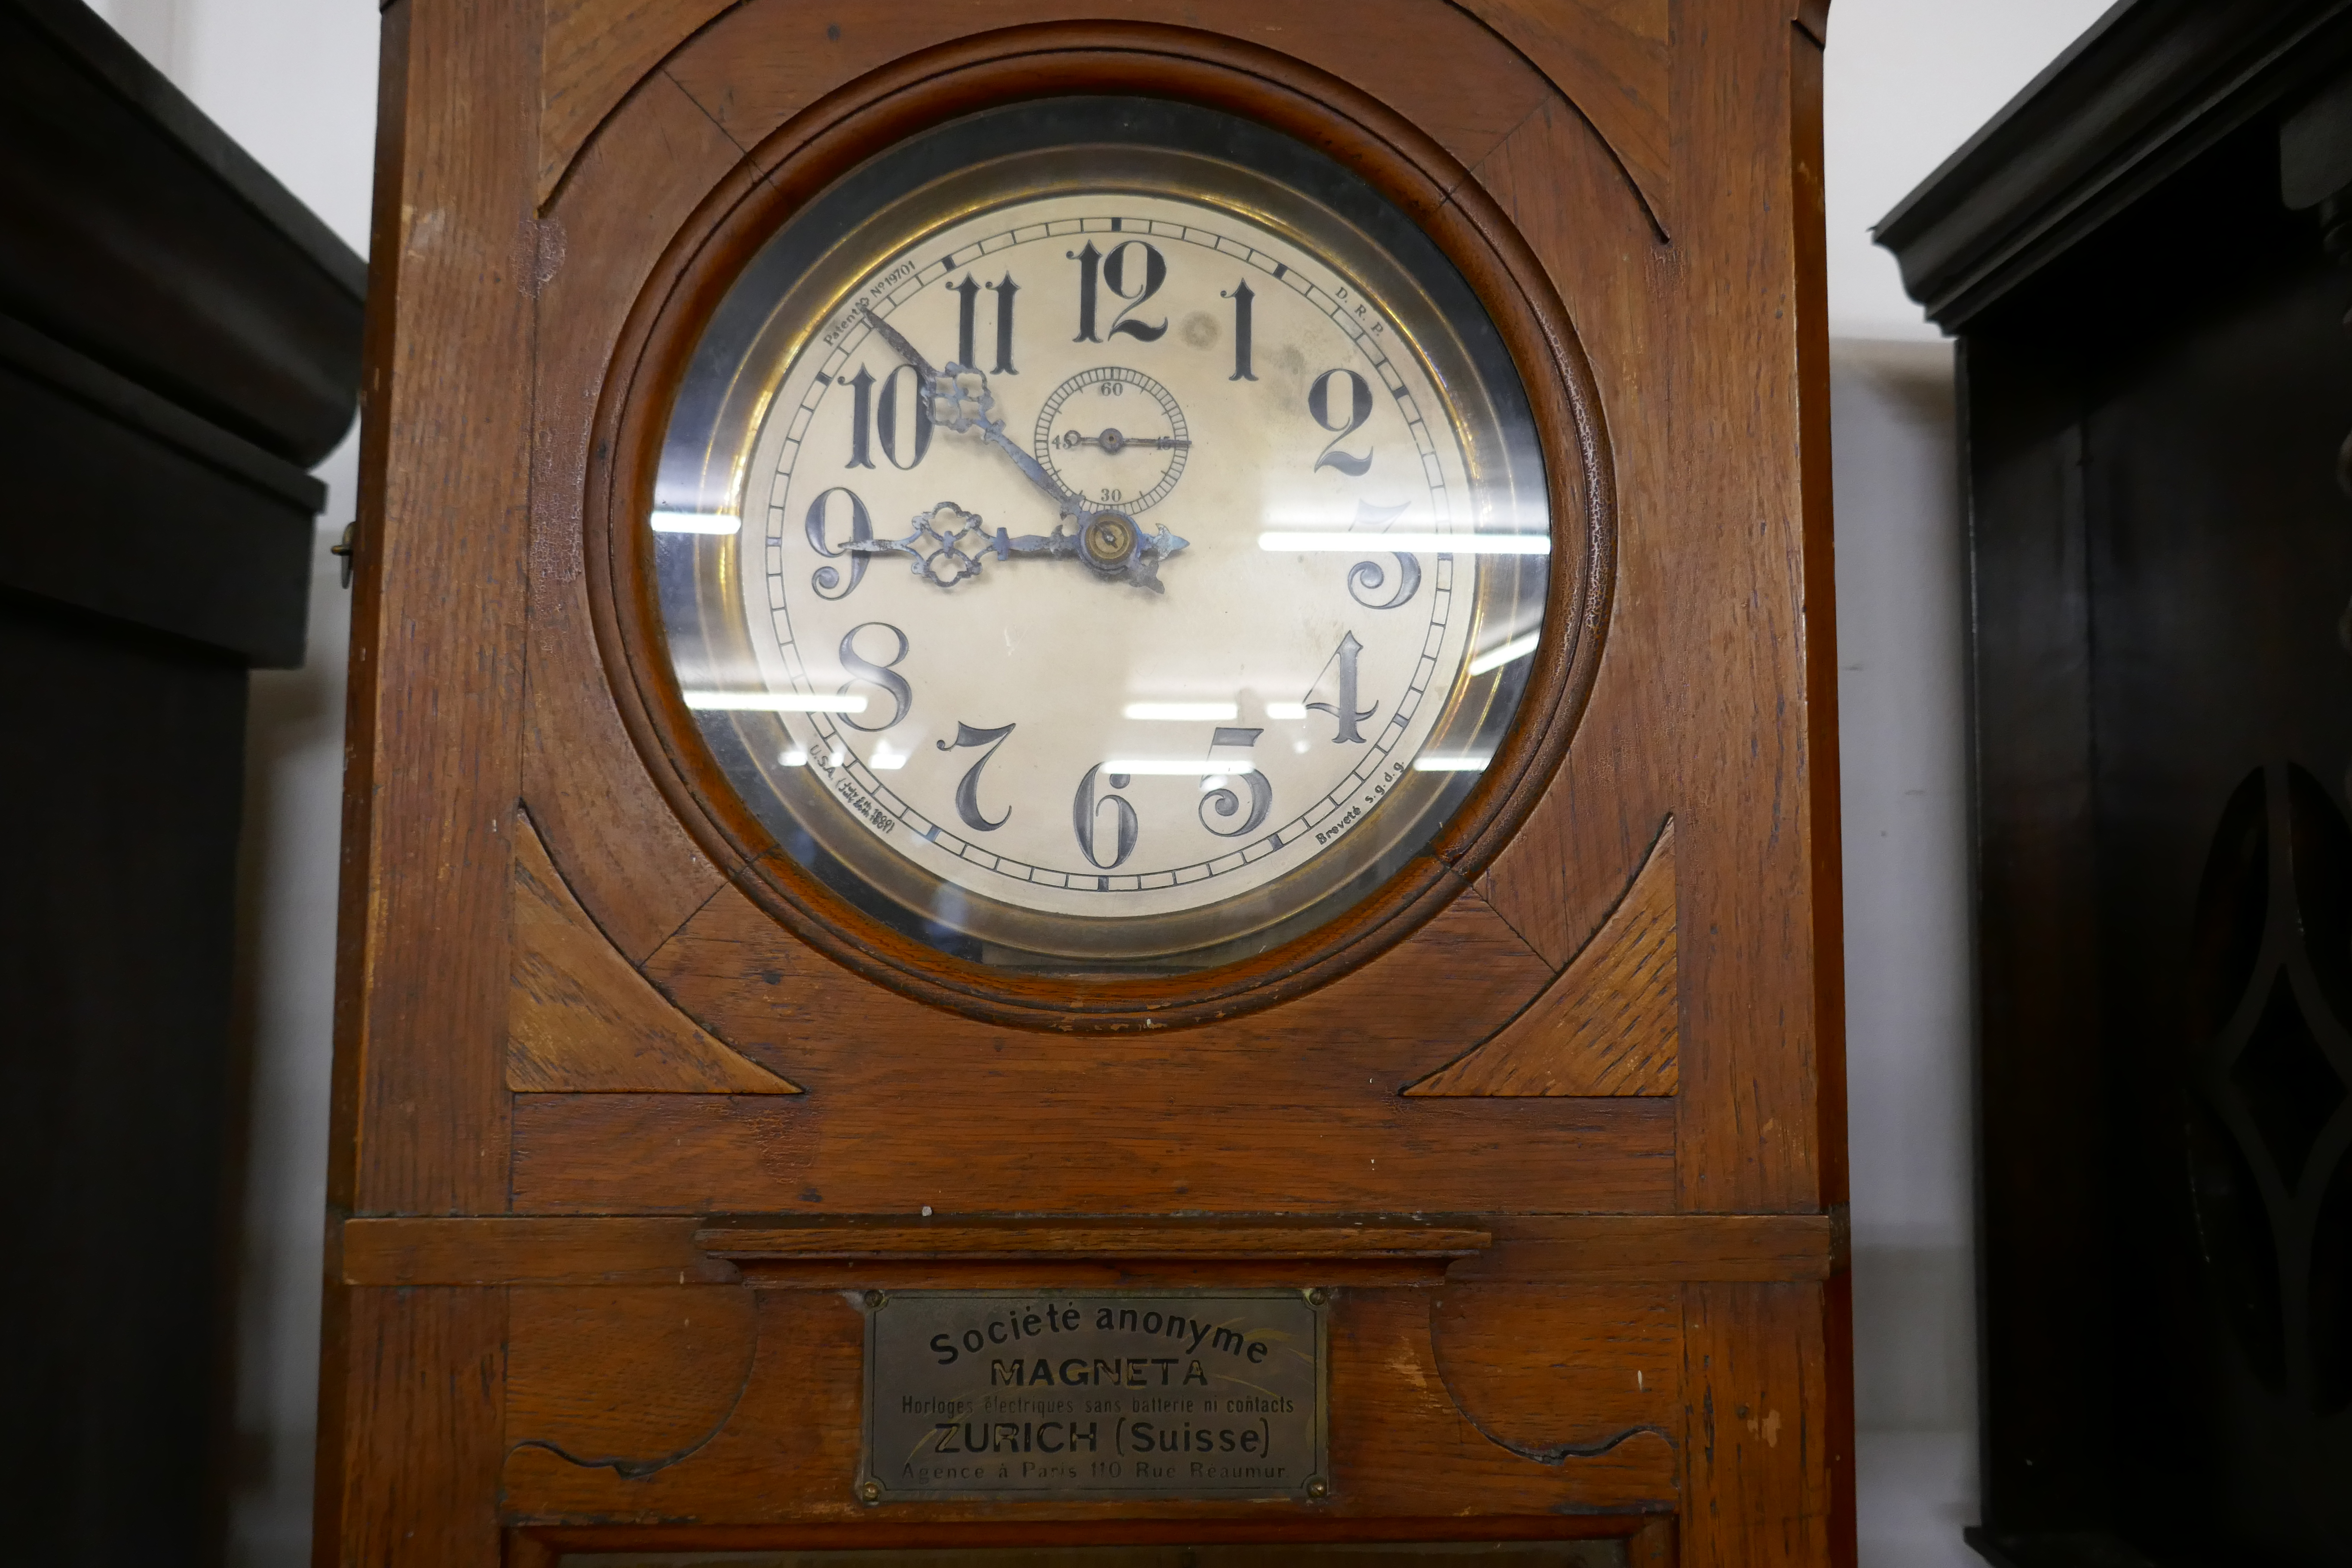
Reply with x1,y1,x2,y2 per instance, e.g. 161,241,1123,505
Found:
651,99,1552,970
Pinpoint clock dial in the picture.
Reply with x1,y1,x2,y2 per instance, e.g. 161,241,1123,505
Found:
650,100,1554,969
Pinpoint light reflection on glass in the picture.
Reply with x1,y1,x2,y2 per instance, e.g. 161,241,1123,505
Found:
1256,531,1550,554
1105,759,1261,776
1123,701,1240,722
1467,631,1540,676
1413,755,1489,772
686,690,867,714
650,510,741,535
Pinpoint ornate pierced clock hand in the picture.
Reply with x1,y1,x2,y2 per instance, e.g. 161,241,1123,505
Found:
856,308,1189,591
846,501,1190,592
858,309,1074,516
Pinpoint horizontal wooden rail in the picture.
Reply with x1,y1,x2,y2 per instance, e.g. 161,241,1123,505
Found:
693,1213,1491,1260
336,1209,1845,1286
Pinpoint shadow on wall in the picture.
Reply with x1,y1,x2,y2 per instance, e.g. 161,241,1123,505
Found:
1829,337,1981,1568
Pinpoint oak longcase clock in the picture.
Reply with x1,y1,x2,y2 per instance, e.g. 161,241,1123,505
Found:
323,3,1852,1565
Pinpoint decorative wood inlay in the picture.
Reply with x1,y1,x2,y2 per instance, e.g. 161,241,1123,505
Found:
497,1289,1683,1519
1407,820,1677,1097
507,1285,757,1477
539,0,735,205
509,812,800,1093
1429,1284,1681,1462
1457,0,1671,234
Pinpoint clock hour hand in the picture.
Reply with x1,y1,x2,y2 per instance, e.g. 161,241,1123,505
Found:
858,307,1082,522
848,502,1190,593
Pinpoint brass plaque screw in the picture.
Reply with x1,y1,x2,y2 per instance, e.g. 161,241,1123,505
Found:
1306,1288,1329,1306
864,1290,886,1309
1306,1477,1330,1499
860,1480,882,1503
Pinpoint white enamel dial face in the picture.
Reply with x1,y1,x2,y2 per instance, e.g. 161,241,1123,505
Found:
654,116,1553,965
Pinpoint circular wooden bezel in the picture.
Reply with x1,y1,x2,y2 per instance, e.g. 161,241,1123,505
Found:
585,21,1615,1033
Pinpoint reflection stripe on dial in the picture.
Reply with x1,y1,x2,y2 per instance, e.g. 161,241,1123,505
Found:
760,211,1464,894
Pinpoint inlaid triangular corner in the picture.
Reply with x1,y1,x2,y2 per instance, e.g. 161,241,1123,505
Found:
538,0,736,206
1455,0,1672,234
509,810,802,1094
1406,820,1676,1097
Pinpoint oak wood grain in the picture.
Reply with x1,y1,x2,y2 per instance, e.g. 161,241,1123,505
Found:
662,1,1552,195
517,1521,1648,1553
1407,820,1677,1097
1790,5,1851,1222
337,1209,1841,1286
645,879,1556,1079
313,1284,505,1566
1629,1514,1676,1566
538,0,733,205
1465,89,1674,975
1430,1284,1681,1461
508,809,799,1093
507,1284,757,1472
328,0,536,1219
1460,1211,1845,1284
511,1089,1676,1215
1680,1281,1853,1568
534,0,1688,217
338,1215,736,1286
1662,0,1844,1216
693,1214,1492,1261
1456,0,1672,234
525,66,746,964
500,1286,1680,1521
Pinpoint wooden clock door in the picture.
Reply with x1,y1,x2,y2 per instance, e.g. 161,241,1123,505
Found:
320,3,1850,1565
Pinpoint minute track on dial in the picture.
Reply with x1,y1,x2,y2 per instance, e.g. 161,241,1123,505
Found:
856,308,1188,591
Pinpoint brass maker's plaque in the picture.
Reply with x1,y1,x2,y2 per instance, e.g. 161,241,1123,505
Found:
860,1289,1328,1503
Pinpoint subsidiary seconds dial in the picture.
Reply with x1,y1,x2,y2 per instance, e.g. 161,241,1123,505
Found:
649,100,1553,970
1035,366,1190,515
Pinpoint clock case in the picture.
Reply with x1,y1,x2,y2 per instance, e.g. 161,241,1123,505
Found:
600,61,1609,1026
323,5,1851,1566
642,96,1566,980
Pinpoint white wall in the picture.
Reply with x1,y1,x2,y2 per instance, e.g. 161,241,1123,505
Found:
1826,0,2119,339
1821,4,2113,1563
79,2,2119,1563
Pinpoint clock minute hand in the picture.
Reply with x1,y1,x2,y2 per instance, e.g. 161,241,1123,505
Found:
858,307,1082,521
856,308,1187,591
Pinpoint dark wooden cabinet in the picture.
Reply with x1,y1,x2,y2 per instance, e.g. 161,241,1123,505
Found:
1879,2,2352,1562
0,0,362,1559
